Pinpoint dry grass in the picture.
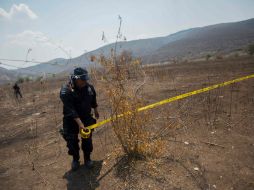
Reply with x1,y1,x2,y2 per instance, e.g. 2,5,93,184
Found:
90,51,166,159
1,56,254,190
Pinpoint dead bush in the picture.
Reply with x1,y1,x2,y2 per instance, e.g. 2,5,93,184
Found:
93,51,165,159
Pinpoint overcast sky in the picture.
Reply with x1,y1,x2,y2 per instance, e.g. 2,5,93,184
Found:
1,0,254,69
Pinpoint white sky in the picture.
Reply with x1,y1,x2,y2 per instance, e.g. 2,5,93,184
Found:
0,0,254,69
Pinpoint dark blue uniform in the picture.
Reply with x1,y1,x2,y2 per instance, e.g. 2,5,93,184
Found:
60,83,97,162
13,83,22,99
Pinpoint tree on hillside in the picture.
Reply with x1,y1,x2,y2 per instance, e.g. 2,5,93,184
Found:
17,77,24,83
206,54,211,61
247,44,254,55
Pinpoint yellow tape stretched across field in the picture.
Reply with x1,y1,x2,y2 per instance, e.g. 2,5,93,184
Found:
87,73,254,130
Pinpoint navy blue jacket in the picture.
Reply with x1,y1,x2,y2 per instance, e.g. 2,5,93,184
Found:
60,84,98,133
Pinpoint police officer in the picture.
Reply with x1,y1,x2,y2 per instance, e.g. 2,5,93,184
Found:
13,83,22,99
60,67,99,171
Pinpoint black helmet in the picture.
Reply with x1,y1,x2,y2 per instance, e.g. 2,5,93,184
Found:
72,67,89,81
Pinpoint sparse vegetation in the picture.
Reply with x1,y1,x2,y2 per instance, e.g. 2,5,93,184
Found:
35,76,43,82
16,76,32,83
93,51,165,159
1,56,254,189
216,54,223,60
17,77,25,83
247,44,254,55
206,54,211,60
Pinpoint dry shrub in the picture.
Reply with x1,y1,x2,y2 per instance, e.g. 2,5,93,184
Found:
216,54,223,60
94,51,165,159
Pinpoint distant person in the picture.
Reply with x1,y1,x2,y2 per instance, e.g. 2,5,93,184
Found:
60,67,99,171
13,83,22,99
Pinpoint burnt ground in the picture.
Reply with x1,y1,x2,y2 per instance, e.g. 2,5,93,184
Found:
0,56,254,190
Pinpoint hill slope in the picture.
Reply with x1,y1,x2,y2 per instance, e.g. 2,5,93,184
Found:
1,18,254,81
144,18,254,63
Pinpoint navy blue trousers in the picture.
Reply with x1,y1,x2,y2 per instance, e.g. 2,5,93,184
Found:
63,117,96,161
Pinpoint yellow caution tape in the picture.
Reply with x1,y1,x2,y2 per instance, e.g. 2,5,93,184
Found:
80,128,91,139
86,73,254,131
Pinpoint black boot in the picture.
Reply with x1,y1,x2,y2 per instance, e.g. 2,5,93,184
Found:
71,154,80,171
84,152,93,169
71,160,80,171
